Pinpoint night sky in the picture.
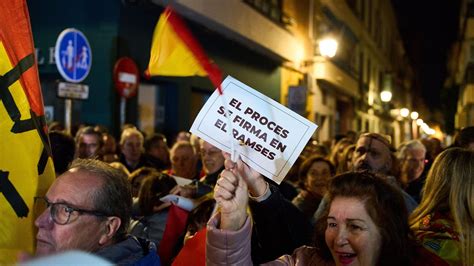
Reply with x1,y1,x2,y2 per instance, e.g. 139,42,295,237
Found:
392,0,461,116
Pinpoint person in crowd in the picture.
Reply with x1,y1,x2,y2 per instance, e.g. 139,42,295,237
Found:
119,127,149,172
175,131,191,143
33,159,160,264
410,148,474,265
301,140,329,158
397,140,427,203
277,155,305,201
351,132,418,213
48,130,75,176
74,126,103,159
172,140,224,199
129,172,177,246
128,167,157,199
109,161,130,177
329,138,353,171
144,133,171,171
336,144,355,174
48,121,65,132
101,133,119,163
210,153,312,264
292,156,335,220
453,126,474,150
167,141,199,180
190,134,203,175
208,168,437,265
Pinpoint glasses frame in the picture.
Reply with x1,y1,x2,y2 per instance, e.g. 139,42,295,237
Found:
34,197,108,225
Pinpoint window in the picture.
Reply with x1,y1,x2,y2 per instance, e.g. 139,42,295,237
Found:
244,0,283,25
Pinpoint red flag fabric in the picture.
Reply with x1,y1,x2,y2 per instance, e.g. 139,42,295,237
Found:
0,0,55,263
147,6,223,94
172,228,207,266
158,204,189,266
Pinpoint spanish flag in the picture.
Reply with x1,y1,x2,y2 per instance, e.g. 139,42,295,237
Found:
0,0,55,263
147,6,223,94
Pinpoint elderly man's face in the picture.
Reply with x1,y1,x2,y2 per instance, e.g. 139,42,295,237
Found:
34,169,108,256
171,146,197,179
200,141,224,175
401,148,426,182
352,136,392,174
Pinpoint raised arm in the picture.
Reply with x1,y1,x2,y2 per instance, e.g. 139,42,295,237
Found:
206,165,253,265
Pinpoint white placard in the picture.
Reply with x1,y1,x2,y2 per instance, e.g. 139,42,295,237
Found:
190,76,317,184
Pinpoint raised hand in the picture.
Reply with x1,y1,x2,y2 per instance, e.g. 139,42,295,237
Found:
214,169,248,231
223,153,267,197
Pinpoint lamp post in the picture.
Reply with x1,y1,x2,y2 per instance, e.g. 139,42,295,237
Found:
399,108,410,141
410,111,419,139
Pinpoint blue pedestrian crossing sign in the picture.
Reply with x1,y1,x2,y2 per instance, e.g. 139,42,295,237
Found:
55,28,92,83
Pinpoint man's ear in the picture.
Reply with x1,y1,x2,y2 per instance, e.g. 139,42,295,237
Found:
99,217,121,245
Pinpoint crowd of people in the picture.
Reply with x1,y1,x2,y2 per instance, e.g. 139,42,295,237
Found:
25,123,474,265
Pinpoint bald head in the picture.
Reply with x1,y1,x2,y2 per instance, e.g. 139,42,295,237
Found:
351,133,393,175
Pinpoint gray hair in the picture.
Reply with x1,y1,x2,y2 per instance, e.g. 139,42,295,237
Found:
119,127,144,146
69,159,132,243
397,140,426,160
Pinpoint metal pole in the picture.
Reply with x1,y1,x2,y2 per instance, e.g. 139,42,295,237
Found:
65,99,72,134
120,97,126,129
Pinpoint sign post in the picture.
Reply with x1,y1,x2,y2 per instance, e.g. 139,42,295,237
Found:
113,57,140,128
54,28,92,133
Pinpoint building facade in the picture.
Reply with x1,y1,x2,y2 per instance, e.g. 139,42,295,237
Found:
446,0,474,130
29,0,416,145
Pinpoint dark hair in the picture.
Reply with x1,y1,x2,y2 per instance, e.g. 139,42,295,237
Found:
455,126,474,149
138,173,177,216
129,167,157,184
144,133,168,152
298,156,335,189
68,159,132,243
186,198,216,235
75,126,104,148
314,171,411,265
49,131,75,174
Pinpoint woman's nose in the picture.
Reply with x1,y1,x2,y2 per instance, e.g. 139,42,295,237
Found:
335,227,349,246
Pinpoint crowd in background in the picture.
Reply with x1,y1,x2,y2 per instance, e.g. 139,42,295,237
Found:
37,122,474,265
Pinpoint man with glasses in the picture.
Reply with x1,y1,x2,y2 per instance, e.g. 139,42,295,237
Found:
173,140,225,198
397,140,427,203
33,159,160,264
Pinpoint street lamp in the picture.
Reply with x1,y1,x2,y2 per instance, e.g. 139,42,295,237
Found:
380,91,392,102
400,108,409,118
410,111,419,120
319,37,338,58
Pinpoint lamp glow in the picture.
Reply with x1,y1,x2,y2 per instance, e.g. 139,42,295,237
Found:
380,91,392,102
400,108,409,118
410,111,419,120
319,38,338,58
416,119,424,126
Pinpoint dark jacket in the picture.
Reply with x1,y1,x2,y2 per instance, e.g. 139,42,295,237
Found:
249,182,313,264
95,236,161,265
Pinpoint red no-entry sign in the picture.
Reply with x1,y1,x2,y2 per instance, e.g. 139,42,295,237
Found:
113,57,140,98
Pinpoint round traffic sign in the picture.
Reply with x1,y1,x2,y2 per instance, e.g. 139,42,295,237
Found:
113,57,140,98
55,28,92,83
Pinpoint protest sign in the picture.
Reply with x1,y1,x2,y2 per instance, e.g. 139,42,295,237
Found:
190,76,317,184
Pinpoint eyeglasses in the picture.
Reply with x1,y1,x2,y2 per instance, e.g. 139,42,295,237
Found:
34,197,108,225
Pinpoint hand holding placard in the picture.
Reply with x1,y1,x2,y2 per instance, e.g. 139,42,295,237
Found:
190,76,317,184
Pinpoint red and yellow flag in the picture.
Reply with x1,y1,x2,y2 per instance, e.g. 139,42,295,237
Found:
0,0,55,263
147,6,223,94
